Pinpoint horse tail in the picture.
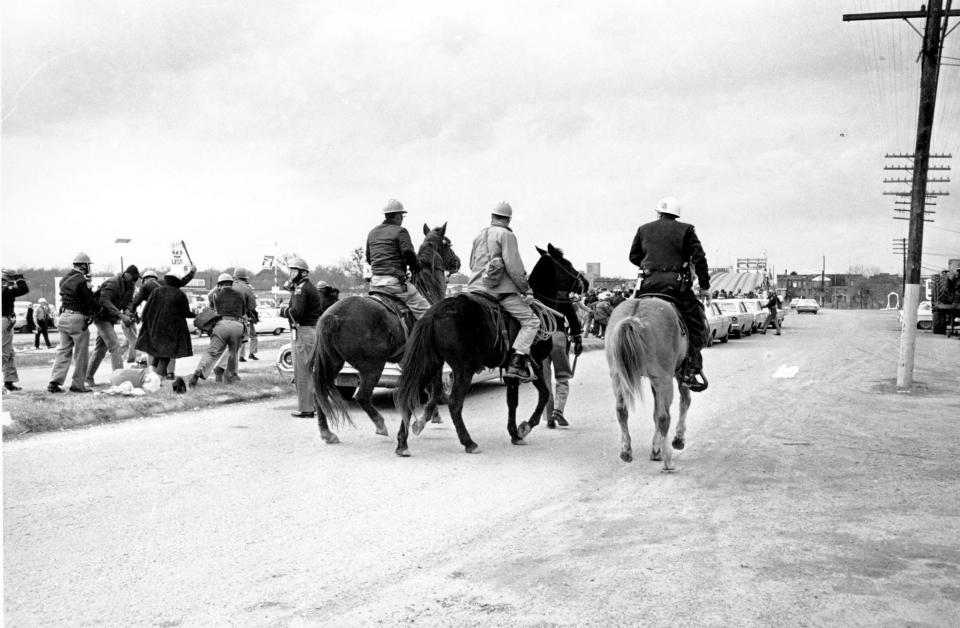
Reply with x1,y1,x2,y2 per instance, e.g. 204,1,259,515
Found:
394,310,443,425
606,316,650,408
312,315,354,429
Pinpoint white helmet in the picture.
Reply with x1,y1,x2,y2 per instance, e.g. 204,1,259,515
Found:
656,196,681,217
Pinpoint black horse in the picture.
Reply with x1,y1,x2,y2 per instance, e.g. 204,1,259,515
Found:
310,224,460,444
393,247,584,455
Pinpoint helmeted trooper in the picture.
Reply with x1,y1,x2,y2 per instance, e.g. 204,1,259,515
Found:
365,199,431,320
285,257,326,418
465,202,540,381
629,197,711,391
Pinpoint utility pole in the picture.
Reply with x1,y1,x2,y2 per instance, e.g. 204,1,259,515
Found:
820,255,826,306
844,1,959,390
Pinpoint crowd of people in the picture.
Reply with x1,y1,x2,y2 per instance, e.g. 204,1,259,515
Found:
4,195,720,415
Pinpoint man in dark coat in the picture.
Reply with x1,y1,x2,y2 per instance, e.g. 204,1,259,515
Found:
136,269,196,379
86,264,140,386
629,196,711,392
285,257,327,418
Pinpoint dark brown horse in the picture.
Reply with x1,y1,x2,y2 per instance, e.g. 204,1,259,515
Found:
310,223,460,444
393,248,584,455
605,297,692,471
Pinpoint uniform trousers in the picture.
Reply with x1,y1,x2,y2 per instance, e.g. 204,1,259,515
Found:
121,322,139,362
542,330,573,418
370,276,430,319
50,312,90,388
293,325,317,413
2,317,18,385
87,319,124,383
196,320,243,382
242,318,258,357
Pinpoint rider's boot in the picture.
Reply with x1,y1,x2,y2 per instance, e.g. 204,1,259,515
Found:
505,353,537,382
679,347,708,393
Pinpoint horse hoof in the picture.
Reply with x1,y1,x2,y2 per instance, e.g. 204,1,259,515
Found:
395,447,411,457
517,422,531,439
672,437,685,450
411,420,425,436
620,451,633,463
375,425,389,437
511,437,527,446
465,444,480,454
322,433,341,445
650,450,661,461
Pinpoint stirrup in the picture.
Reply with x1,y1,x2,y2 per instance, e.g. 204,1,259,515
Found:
680,369,708,393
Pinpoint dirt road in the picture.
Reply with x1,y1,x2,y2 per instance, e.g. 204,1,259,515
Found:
4,310,958,626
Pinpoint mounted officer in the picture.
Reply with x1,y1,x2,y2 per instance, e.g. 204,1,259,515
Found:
365,199,430,320
629,196,711,392
465,201,539,382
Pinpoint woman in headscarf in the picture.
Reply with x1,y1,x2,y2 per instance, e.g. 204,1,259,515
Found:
136,268,196,379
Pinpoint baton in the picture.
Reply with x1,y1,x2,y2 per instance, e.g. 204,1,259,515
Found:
571,352,579,376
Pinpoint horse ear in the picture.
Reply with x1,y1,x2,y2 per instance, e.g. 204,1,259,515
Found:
547,243,560,258
535,245,548,256
423,223,430,236
440,222,447,236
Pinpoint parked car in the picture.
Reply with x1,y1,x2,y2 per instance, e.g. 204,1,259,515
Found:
898,301,933,330
276,343,502,399
12,301,31,332
715,299,754,338
704,301,731,345
739,299,766,332
254,307,289,335
795,298,820,314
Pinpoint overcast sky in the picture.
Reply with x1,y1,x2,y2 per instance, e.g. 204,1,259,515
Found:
3,0,959,278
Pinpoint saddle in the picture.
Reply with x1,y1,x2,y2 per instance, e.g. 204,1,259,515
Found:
462,292,512,368
367,290,416,354
636,293,688,337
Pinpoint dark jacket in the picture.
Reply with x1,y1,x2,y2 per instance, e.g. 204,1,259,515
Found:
232,280,259,322
629,216,710,291
2,279,28,316
136,277,195,359
210,286,246,319
58,270,98,314
366,221,420,279
287,279,325,328
765,294,781,312
94,273,136,323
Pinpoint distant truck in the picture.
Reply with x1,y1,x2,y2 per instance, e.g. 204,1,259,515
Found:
930,258,960,335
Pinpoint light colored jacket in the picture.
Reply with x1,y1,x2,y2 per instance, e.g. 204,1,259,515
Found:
466,224,530,295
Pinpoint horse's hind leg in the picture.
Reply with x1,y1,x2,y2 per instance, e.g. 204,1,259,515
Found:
673,380,691,451
651,378,675,471
506,379,524,445
424,373,444,425
355,364,389,436
448,367,479,453
615,379,633,463
317,412,340,445
396,410,411,457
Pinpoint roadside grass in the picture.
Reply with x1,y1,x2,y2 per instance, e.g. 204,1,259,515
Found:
2,372,291,438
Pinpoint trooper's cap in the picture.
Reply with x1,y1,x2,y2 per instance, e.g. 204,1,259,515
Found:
383,199,406,215
656,196,681,217
217,273,234,284
142,269,159,280
233,267,249,280
73,252,92,264
491,201,513,218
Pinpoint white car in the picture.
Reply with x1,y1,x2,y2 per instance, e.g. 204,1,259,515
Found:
276,343,502,399
715,299,755,338
899,301,933,330
254,308,289,335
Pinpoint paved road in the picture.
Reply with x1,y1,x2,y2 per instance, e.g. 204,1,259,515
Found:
4,311,959,626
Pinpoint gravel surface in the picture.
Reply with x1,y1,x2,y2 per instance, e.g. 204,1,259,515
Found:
4,310,958,627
